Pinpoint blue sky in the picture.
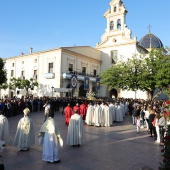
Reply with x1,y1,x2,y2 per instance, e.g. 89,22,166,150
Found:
0,0,170,58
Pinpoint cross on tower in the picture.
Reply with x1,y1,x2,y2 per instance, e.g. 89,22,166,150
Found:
147,24,152,34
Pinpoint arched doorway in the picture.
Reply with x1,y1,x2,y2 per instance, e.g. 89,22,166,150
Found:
79,84,87,97
109,89,118,99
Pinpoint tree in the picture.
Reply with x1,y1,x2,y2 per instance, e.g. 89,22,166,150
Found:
0,58,7,85
8,77,38,96
100,55,144,92
22,78,38,96
138,48,170,99
9,77,23,95
100,48,170,100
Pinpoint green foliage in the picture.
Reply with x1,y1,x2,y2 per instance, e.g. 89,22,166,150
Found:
9,77,38,95
159,125,170,170
100,48,170,99
20,78,38,93
138,48,170,97
0,58,7,85
0,82,8,90
100,55,144,91
9,77,23,90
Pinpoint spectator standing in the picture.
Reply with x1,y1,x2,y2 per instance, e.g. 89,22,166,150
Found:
43,101,51,122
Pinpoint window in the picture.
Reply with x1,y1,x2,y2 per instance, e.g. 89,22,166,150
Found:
33,70,37,80
34,70,37,75
110,21,114,30
114,6,117,12
12,63,14,67
68,63,73,72
82,67,86,74
111,50,118,64
34,59,37,63
11,70,14,77
117,19,121,29
48,62,53,73
93,69,97,76
21,70,25,76
21,70,25,79
22,61,24,64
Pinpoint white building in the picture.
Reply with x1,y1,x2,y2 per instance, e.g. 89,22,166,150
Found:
1,0,165,99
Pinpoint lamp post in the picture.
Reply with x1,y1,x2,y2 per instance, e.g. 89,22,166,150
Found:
51,86,54,97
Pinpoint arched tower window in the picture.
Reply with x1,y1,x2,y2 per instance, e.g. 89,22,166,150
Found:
114,6,117,12
110,21,114,30
117,19,121,29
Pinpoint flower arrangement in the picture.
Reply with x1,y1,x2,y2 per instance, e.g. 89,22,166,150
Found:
86,91,96,100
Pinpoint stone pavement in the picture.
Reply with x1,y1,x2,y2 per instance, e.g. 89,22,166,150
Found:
1,111,163,170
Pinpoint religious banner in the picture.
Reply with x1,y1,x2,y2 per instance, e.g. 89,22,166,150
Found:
71,74,77,89
84,77,89,90
96,77,100,91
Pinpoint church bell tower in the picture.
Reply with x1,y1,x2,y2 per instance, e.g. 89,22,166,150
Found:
96,0,133,48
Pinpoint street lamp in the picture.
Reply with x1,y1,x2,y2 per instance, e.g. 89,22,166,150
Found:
51,86,54,97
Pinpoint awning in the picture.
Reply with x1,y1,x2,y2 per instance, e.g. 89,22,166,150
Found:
54,88,72,93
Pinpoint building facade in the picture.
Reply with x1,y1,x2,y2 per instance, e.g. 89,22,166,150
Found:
1,0,165,99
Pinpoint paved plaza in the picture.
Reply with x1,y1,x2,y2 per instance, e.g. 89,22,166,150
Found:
1,111,162,170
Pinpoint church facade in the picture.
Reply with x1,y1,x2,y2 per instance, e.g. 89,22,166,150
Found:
1,0,165,99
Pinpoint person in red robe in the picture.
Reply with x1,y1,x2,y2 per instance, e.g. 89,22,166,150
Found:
73,103,80,115
64,103,73,125
79,102,87,120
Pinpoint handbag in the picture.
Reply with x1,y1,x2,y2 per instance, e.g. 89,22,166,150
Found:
152,118,156,127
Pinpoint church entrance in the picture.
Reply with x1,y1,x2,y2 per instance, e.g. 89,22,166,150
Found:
109,89,118,99
79,85,87,97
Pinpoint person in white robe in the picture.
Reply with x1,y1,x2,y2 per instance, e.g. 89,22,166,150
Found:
13,107,35,151
124,100,129,115
0,114,9,146
38,112,63,163
93,102,102,127
67,109,84,146
0,140,5,154
101,102,112,127
109,101,116,122
120,101,126,118
85,103,94,126
115,102,123,122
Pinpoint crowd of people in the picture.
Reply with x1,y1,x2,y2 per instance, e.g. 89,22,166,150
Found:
64,98,170,146
0,95,170,166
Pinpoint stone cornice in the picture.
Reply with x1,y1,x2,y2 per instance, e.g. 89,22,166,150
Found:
61,48,101,64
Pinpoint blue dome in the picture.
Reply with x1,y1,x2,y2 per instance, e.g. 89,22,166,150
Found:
139,33,163,49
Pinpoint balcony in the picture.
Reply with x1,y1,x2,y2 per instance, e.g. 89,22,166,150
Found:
44,73,55,79
62,72,98,82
